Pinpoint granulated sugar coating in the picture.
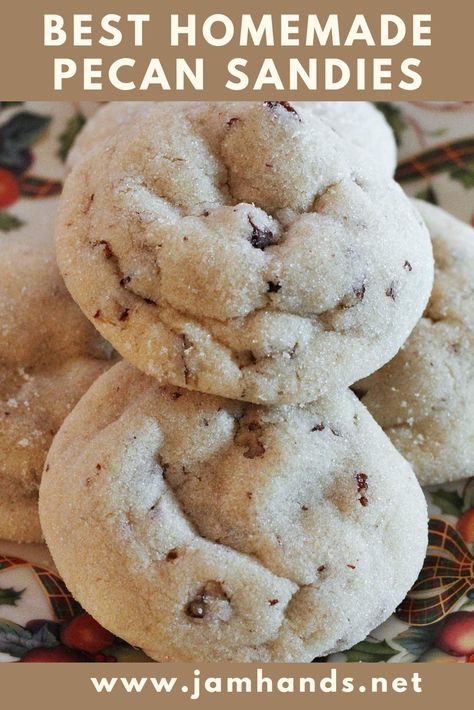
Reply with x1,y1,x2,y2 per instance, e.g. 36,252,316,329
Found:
57,101,433,404
40,361,427,662
67,101,397,176
357,201,474,485
296,101,397,175
0,222,115,543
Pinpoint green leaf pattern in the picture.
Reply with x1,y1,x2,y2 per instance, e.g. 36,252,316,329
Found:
0,620,58,658
0,586,25,607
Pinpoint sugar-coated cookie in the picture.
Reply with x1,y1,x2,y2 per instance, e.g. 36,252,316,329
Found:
40,361,427,662
357,201,474,485
67,101,396,175
0,223,114,543
298,102,396,175
57,101,432,404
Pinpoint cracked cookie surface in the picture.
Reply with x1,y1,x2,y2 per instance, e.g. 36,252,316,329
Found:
57,101,432,404
67,101,397,176
40,361,427,662
357,201,474,485
0,219,115,543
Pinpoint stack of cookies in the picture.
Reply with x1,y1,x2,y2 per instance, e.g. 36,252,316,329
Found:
5,101,449,662
0,198,115,543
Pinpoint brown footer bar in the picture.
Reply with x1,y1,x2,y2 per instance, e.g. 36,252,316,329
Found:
0,662,468,709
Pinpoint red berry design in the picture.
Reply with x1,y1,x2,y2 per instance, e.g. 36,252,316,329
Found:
435,611,474,656
456,509,474,543
94,653,117,662
0,168,20,208
20,645,85,662
60,613,115,654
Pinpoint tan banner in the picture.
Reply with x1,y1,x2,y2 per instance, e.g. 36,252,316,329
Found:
0,0,472,100
0,662,470,709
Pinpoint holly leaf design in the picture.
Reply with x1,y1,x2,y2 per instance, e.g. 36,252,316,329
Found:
0,212,23,232
0,111,51,149
0,586,25,607
427,128,448,138
0,111,51,173
394,625,437,659
450,160,474,188
345,639,398,663
462,479,474,511
415,185,439,205
374,102,407,146
58,111,86,162
0,620,58,658
460,596,474,610
109,642,153,663
0,102,23,111
430,489,464,517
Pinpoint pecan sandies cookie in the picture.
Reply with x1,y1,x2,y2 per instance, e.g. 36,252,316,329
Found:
0,221,114,542
40,361,427,662
357,201,474,485
67,101,397,176
57,101,432,403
